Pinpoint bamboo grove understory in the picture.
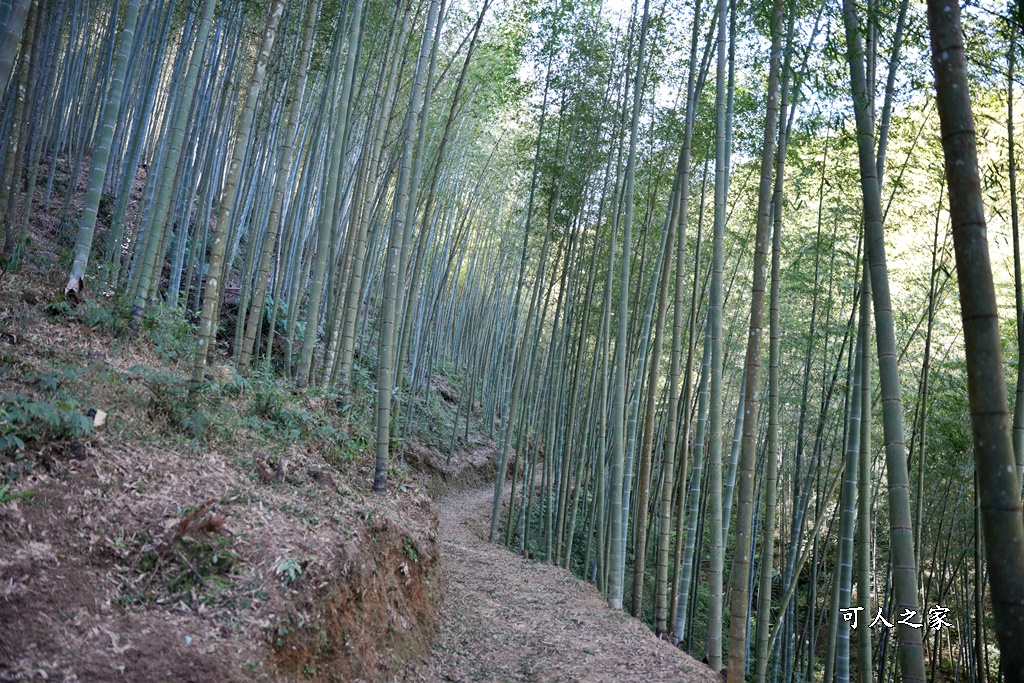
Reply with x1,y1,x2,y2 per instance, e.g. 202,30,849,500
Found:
2,0,1024,679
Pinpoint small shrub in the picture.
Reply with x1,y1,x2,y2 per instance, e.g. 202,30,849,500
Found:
246,382,335,444
274,555,304,586
23,366,80,393
56,216,76,248
219,372,248,398
0,483,35,503
0,394,93,455
76,301,126,335
130,532,239,606
45,300,75,320
251,384,287,422
130,366,208,438
45,299,127,336
144,308,196,363
166,536,238,593
336,432,366,463
403,537,419,563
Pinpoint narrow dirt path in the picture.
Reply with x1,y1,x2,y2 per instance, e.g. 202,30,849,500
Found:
409,485,722,683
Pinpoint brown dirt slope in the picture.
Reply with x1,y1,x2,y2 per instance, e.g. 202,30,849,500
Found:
409,485,721,683
0,275,441,682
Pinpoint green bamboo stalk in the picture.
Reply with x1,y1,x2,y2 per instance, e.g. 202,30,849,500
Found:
928,3,1024,675
608,0,651,612
128,0,218,332
64,0,140,296
840,0,926,677
857,255,873,683
0,0,28,92
238,0,319,369
374,0,442,491
754,202,783,682
0,0,37,261
191,0,285,383
338,0,412,392
294,0,361,389
1009,23,1024,492
725,0,784,675
674,324,711,643
705,0,729,663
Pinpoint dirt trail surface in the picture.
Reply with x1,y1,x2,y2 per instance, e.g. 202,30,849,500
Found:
409,486,721,683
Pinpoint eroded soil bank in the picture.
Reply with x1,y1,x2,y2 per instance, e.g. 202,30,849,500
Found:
0,278,444,682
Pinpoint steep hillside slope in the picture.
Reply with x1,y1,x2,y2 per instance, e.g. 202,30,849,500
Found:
0,261,478,681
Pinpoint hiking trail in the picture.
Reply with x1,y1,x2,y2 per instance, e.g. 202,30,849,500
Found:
409,484,721,683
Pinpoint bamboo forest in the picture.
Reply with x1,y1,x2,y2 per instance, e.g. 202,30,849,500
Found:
3,0,1024,680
